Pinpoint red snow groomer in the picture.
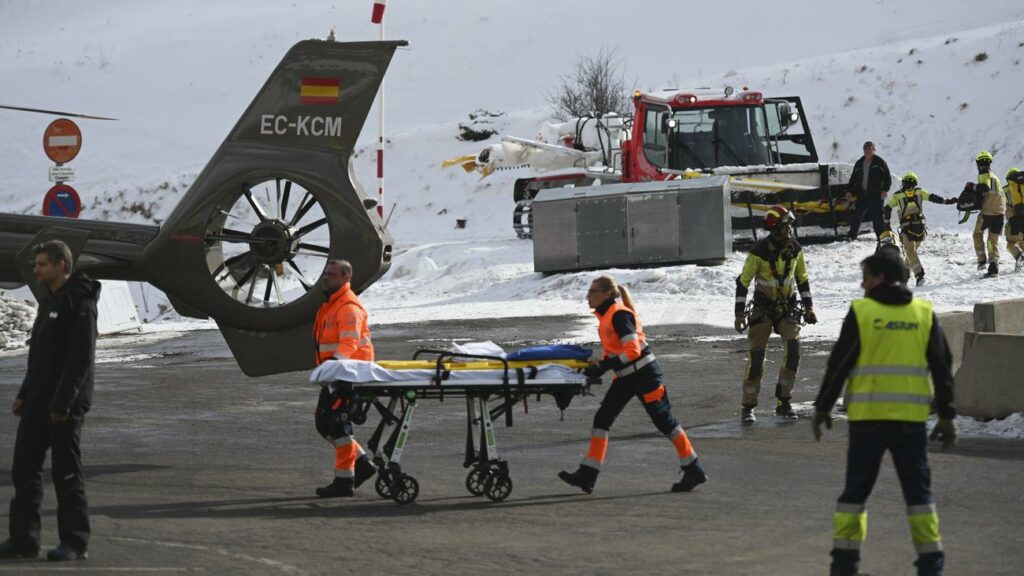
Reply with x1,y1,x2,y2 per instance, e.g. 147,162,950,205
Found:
446,87,854,243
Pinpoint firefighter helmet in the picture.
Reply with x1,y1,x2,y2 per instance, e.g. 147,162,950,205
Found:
976,151,994,164
901,172,919,187
763,204,795,231
1007,167,1020,180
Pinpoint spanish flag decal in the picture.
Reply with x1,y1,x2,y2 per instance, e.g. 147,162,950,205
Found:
300,78,340,105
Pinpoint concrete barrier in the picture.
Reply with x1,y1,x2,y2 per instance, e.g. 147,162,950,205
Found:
973,298,1024,335
937,311,974,373
953,332,1024,419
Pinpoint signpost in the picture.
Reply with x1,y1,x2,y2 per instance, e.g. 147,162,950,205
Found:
41,118,82,219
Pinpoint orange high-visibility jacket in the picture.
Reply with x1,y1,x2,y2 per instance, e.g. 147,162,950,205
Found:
314,283,374,365
596,301,646,365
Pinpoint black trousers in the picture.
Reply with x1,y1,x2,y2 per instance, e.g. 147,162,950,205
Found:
593,363,678,436
848,196,887,239
832,421,943,575
314,384,356,441
8,409,90,553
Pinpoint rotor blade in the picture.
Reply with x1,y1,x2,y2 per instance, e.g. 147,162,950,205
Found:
287,259,314,290
244,189,269,222
206,235,255,244
296,251,330,259
206,228,253,244
263,267,274,303
0,104,118,121
289,192,315,226
275,179,282,221
295,217,328,238
264,185,274,219
211,251,251,280
244,267,260,304
280,180,292,222
297,243,330,255
272,268,285,303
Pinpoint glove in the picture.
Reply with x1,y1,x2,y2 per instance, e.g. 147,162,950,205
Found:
734,315,747,333
812,410,833,441
929,418,958,451
803,308,818,324
945,197,959,205
583,363,605,380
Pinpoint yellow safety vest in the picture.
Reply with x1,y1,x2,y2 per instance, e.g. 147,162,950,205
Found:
847,298,933,422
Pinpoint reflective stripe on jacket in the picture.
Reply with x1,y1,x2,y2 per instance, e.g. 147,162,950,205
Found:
314,283,374,365
847,298,933,422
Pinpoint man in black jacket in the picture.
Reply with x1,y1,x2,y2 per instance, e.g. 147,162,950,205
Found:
1,240,99,562
812,252,955,576
846,141,893,240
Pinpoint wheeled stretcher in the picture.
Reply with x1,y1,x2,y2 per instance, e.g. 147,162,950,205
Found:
310,349,599,504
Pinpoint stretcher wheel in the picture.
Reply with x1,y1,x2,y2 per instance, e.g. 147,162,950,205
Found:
375,474,394,499
465,468,487,497
484,473,513,502
392,475,419,505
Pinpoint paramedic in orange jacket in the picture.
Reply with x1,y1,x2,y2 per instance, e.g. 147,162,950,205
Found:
313,260,377,498
559,275,708,494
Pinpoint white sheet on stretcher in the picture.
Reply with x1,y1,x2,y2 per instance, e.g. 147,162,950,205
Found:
310,359,586,387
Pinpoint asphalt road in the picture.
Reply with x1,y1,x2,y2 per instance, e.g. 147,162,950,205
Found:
1,317,1021,575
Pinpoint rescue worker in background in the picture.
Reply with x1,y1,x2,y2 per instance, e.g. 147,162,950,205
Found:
1002,167,1024,271
970,151,1004,277
812,251,956,576
882,172,958,287
2,241,98,562
846,141,893,240
734,205,817,424
312,259,377,498
559,275,707,494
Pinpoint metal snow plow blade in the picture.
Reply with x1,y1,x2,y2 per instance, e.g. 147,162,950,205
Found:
531,177,731,273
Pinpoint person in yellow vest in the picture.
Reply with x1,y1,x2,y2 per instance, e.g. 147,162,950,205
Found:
734,204,817,424
559,275,707,494
970,151,1004,277
882,172,958,286
812,252,957,576
1003,167,1024,270
312,259,377,498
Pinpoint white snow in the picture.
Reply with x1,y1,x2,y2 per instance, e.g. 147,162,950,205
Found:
1,2,1023,353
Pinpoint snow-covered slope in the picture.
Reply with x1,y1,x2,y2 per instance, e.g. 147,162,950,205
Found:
1,2,1023,341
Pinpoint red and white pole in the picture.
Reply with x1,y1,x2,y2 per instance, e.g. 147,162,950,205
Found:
372,0,387,218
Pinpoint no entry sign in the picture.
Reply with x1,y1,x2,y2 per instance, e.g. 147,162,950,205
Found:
43,118,82,164
43,184,82,218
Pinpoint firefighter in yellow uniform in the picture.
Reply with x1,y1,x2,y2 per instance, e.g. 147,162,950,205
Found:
312,259,378,498
1003,167,1024,270
883,172,958,286
813,251,957,576
734,205,817,424
971,151,1004,276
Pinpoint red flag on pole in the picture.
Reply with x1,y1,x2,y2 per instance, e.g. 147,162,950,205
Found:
371,0,386,23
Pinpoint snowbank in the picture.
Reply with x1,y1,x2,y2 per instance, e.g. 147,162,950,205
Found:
0,290,35,349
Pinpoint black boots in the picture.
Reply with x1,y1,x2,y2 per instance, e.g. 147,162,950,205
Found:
915,272,926,287
776,398,798,420
316,477,354,498
741,406,756,424
558,465,599,494
0,539,38,559
671,460,708,492
985,261,999,277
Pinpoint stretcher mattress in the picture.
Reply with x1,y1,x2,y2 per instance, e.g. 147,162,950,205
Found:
310,359,588,387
